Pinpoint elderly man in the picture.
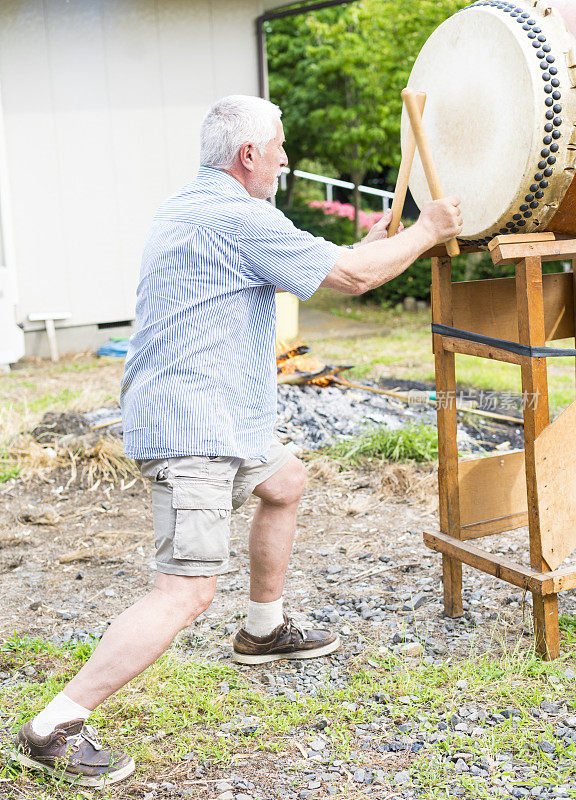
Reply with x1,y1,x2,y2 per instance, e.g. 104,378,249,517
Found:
13,95,461,786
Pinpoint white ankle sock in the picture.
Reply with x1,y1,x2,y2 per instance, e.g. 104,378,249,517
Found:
31,691,91,737
245,597,284,637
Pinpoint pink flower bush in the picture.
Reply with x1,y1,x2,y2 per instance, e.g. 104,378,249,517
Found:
309,200,385,231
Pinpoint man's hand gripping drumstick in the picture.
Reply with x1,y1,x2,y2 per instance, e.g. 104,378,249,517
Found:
401,87,461,257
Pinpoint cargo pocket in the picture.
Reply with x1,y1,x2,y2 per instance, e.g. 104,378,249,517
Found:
171,476,232,561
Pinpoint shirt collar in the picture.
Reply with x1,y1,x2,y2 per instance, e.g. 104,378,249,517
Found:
197,166,250,197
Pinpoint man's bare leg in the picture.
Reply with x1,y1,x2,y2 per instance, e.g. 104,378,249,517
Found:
64,573,216,709
13,573,215,785
233,456,339,662
248,456,307,603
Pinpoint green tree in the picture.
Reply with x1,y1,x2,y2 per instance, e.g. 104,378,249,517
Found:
268,0,467,237
306,3,390,238
267,12,330,207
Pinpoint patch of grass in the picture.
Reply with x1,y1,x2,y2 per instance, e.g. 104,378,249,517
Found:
325,423,438,464
0,449,20,482
560,615,576,647
0,355,124,447
0,635,98,676
55,357,104,374
26,389,82,414
4,434,141,485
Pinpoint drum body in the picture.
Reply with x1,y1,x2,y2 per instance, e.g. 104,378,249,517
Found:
403,0,576,245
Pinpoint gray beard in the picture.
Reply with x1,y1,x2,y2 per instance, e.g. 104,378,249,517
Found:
254,177,279,200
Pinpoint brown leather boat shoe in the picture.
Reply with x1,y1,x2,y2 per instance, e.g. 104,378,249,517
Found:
11,719,135,787
232,613,340,664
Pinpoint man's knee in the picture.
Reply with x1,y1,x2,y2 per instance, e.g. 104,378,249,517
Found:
255,457,307,507
178,578,216,629
154,573,216,629
189,576,216,614
277,458,307,505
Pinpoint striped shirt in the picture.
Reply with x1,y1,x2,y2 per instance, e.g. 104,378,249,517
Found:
120,166,342,461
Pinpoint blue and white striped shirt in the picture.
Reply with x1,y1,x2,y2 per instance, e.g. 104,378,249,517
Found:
120,167,342,461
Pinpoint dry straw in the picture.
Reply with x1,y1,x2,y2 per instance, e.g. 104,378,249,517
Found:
6,433,142,487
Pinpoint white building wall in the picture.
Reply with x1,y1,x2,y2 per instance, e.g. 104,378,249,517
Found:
0,0,264,355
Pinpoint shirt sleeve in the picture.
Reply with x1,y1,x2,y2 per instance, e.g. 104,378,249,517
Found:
237,201,343,301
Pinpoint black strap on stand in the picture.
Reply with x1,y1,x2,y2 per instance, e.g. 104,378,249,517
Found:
431,323,576,359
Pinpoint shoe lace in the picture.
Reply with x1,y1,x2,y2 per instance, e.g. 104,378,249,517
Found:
68,724,103,753
286,617,306,640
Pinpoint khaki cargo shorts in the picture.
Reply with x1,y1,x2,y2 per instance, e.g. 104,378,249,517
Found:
137,436,293,577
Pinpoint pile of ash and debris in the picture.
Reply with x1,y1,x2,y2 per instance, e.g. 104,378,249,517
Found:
277,380,525,453
29,344,525,457
274,344,525,453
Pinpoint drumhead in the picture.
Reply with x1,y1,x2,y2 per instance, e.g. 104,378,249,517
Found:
403,1,576,244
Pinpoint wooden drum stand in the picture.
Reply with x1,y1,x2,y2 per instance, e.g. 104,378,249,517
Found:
424,232,576,660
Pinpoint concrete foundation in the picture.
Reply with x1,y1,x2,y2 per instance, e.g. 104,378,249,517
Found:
23,321,134,361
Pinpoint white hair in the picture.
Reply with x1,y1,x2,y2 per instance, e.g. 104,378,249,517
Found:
200,95,282,169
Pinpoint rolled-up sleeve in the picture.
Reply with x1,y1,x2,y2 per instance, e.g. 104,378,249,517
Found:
238,202,342,301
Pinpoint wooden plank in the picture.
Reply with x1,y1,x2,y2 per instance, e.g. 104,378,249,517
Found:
540,565,576,594
425,531,576,594
425,233,570,261
542,272,574,342
516,255,559,660
451,272,574,343
423,243,480,259
431,256,463,618
535,400,576,569
459,450,528,530
487,232,556,251
441,336,523,364
516,256,551,565
423,531,547,593
492,238,576,266
462,512,528,539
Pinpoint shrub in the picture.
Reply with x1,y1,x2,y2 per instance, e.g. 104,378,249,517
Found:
363,256,464,306
362,247,569,306
309,200,385,231
281,203,355,246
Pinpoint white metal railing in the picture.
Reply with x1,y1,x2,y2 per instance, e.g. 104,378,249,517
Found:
280,166,394,210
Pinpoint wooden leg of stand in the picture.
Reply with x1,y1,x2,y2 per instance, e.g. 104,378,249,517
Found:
516,256,559,659
442,557,463,618
431,256,463,618
533,595,560,660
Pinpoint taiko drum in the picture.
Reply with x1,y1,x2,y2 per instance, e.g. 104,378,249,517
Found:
402,0,576,245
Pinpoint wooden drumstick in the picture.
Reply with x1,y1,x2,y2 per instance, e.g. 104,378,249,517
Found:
401,87,460,258
389,91,426,237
